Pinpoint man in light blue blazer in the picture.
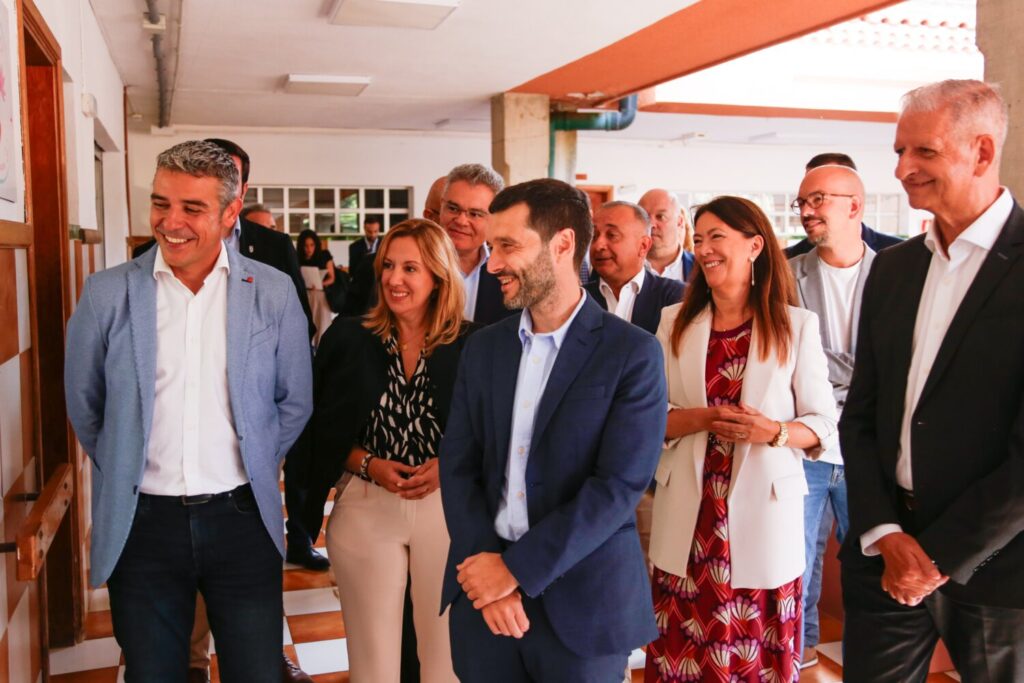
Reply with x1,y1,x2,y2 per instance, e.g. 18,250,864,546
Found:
64,140,312,682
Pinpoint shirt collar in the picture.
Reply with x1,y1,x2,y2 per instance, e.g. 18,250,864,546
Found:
153,240,231,282
923,188,1013,259
598,267,646,299
464,244,490,277
518,288,587,350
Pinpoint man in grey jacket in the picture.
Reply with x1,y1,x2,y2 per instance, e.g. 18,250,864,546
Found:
788,163,875,668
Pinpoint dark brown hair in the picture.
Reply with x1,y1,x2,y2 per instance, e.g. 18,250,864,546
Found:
670,196,796,364
489,178,592,271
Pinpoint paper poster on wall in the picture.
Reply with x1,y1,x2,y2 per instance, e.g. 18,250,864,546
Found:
0,1,18,204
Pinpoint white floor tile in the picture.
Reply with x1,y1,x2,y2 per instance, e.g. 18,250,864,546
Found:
628,647,647,670
49,637,123,675
117,665,127,682
294,638,349,676
283,617,293,645
817,641,843,667
283,587,341,616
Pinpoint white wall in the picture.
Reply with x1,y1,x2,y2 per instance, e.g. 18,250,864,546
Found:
0,0,27,223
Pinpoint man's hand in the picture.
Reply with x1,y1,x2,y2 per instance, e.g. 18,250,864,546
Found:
480,592,530,638
456,552,518,609
876,532,949,605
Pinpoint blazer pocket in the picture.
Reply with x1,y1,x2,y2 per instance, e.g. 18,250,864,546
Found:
563,384,606,401
654,462,672,487
771,473,808,501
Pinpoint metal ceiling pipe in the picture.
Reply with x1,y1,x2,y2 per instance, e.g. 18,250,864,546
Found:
548,94,638,177
145,0,171,127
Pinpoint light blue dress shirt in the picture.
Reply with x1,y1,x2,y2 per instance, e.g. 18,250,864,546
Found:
494,290,587,542
461,245,489,321
223,218,242,253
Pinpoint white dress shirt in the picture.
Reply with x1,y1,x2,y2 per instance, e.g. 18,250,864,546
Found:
142,245,247,496
598,268,645,322
461,245,489,321
649,246,686,281
861,188,1013,555
494,291,587,541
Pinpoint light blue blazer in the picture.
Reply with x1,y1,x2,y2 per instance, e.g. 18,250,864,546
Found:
64,246,313,586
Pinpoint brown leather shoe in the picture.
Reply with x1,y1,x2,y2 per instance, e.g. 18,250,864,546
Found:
187,667,210,683
283,653,314,683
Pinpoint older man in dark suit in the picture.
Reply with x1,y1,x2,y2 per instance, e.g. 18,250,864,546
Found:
841,79,1024,682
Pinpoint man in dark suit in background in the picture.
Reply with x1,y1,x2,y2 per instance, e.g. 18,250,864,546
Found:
440,179,666,681
440,163,518,325
584,200,684,335
785,152,903,259
840,79,1024,682
347,215,381,274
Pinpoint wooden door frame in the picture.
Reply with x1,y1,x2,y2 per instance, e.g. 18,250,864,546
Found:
18,0,82,650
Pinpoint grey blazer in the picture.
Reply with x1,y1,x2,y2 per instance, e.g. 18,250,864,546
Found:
789,245,875,410
64,246,313,586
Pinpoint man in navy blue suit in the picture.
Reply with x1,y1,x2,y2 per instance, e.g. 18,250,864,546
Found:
584,200,685,335
439,178,667,681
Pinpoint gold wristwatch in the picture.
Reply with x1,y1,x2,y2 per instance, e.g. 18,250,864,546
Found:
770,421,789,447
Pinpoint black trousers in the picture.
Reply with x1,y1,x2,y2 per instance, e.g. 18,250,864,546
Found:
842,555,1024,682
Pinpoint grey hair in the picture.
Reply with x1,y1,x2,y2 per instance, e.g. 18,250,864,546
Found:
444,163,505,197
240,203,270,218
901,79,1009,152
155,140,240,211
599,200,652,235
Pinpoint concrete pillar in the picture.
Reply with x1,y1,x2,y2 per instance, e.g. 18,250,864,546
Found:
551,129,578,184
490,93,549,186
977,0,1024,197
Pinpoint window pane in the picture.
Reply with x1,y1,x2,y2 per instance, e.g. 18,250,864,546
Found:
244,188,258,205
389,189,410,209
314,188,334,210
262,187,284,209
365,189,385,209
880,194,900,214
314,213,335,233
388,213,409,228
289,213,310,233
339,212,359,234
863,194,879,215
289,188,311,210
339,189,359,209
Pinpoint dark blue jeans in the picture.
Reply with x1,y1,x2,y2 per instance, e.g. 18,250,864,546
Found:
800,459,849,651
107,485,283,683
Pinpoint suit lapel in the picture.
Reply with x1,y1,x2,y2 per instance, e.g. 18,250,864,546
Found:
529,298,602,453
127,252,158,441
631,279,656,330
795,252,831,349
492,318,522,476
584,281,609,312
226,249,256,432
918,207,1024,407
678,309,711,484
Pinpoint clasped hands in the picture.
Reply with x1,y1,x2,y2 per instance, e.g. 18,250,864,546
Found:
876,532,948,606
366,457,439,499
456,552,530,638
707,402,780,444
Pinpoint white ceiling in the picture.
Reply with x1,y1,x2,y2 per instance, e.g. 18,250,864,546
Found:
90,0,690,131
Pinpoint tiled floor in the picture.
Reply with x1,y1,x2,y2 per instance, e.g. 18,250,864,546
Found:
50,490,960,682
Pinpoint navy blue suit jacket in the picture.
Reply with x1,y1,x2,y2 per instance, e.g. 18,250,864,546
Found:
584,271,685,334
439,296,666,656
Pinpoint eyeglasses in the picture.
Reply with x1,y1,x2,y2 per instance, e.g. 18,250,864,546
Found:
790,192,855,214
442,201,489,221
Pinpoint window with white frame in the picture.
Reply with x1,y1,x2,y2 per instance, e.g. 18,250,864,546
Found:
243,186,412,237
678,191,909,245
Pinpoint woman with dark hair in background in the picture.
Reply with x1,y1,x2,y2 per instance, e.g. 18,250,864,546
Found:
297,228,336,346
646,196,837,682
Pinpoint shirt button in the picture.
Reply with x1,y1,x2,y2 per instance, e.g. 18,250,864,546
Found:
517,491,525,500
532,357,540,365
524,400,532,408
518,446,525,454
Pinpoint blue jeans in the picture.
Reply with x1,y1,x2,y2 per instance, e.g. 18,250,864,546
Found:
107,485,283,683
800,459,849,650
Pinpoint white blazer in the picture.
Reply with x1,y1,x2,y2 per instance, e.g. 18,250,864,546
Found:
649,304,838,589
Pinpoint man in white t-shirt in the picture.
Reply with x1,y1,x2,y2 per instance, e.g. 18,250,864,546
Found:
788,164,876,669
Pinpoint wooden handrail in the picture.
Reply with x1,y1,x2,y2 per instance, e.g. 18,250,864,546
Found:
0,464,74,581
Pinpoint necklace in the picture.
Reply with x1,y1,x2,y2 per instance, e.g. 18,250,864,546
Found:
398,330,426,351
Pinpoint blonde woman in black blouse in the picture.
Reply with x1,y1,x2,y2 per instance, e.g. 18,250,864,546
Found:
309,219,474,682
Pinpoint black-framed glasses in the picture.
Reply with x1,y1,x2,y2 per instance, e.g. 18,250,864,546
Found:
442,201,489,221
790,192,856,214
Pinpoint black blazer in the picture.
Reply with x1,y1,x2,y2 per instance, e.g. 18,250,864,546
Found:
133,218,315,338
347,238,377,275
584,271,685,334
839,201,1024,607
307,318,478,524
786,223,902,259
474,268,519,325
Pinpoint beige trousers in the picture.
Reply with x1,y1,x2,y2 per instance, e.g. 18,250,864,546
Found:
327,479,456,683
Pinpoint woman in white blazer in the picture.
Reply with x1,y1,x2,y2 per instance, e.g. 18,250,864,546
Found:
645,196,838,683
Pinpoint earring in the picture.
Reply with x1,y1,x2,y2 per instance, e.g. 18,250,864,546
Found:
750,255,756,286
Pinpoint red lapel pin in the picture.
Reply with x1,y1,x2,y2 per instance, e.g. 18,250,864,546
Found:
242,276,254,283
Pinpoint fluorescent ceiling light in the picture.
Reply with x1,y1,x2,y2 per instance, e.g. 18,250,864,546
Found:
284,74,371,96
329,0,459,30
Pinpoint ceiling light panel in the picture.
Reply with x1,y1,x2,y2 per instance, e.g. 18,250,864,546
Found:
328,0,459,30
284,74,372,96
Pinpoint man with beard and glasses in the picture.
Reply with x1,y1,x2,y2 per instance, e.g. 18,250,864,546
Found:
787,163,874,670
439,178,667,681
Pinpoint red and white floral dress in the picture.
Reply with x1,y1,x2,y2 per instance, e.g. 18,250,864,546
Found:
645,320,801,683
